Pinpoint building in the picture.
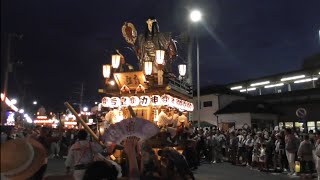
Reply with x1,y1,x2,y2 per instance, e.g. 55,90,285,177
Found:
192,65,320,131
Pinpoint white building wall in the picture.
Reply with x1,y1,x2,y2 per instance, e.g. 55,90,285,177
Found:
191,94,219,125
217,113,251,129
191,94,245,126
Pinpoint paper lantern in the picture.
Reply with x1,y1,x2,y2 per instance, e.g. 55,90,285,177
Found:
189,103,194,111
120,96,130,107
151,95,162,106
161,94,171,106
178,64,187,77
112,54,121,68
130,96,140,106
110,97,121,107
101,97,111,107
140,96,151,106
155,50,165,65
102,64,111,78
295,161,300,173
144,61,153,75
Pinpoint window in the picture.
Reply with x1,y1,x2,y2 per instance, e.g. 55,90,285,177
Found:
203,101,212,107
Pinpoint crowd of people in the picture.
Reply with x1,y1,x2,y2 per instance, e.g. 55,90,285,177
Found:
2,124,320,180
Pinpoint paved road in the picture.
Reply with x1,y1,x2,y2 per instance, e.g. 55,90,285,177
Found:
46,159,298,180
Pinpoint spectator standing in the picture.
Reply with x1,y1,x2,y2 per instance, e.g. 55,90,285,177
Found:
285,128,299,176
297,134,314,174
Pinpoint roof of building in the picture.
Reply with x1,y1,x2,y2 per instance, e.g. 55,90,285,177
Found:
194,85,248,97
226,67,320,88
214,100,279,115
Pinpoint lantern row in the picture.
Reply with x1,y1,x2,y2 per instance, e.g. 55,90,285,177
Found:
101,94,194,112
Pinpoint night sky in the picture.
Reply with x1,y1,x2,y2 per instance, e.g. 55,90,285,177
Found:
1,0,320,111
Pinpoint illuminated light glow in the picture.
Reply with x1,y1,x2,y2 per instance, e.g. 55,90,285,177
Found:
155,50,165,65
0,93,4,101
11,99,17,105
109,80,115,86
294,78,318,84
130,96,140,106
24,114,29,118
19,109,25,113
101,97,112,107
26,117,33,123
120,96,131,106
281,75,305,81
144,61,153,75
264,83,284,88
178,64,187,76
110,97,121,107
247,88,257,91
111,54,121,68
0,93,18,112
64,121,77,125
34,120,54,124
33,101,37,105
36,116,48,120
190,10,202,22
161,94,171,106
102,64,111,78
230,86,242,90
239,89,247,92
83,107,88,112
151,95,162,106
140,96,151,106
250,81,270,87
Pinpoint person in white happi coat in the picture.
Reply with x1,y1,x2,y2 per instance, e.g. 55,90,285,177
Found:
156,108,172,128
177,112,188,128
104,109,116,129
172,109,179,127
65,130,103,180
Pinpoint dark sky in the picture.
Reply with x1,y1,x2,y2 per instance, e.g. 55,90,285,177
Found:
1,0,320,110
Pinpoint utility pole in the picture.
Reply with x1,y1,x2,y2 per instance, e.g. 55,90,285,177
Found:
80,82,84,112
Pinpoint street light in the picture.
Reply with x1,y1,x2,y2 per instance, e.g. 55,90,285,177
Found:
83,107,88,112
190,9,202,128
33,101,37,105
11,99,17,105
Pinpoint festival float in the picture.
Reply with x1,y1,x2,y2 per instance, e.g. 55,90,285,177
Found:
65,17,193,156
33,106,54,127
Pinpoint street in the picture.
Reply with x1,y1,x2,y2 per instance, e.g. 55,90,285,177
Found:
46,159,295,180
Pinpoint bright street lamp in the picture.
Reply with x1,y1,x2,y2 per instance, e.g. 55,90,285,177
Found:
190,9,202,128
83,107,88,112
190,10,202,22
33,101,37,105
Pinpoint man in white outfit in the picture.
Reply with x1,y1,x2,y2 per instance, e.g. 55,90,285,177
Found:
65,130,103,180
156,108,172,129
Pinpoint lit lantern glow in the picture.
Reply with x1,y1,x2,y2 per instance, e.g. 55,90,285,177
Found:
120,96,131,106
101,97,111,107
178,64,187,77
140,96,151,106
130,96,140,106
155,50,165,65
161,94,171,106
144,61,153,75
110,97,121,107
103,64,111,78
111,54,121,68
151,95,162,106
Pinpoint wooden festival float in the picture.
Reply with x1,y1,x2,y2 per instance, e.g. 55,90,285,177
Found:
65,17,193,160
